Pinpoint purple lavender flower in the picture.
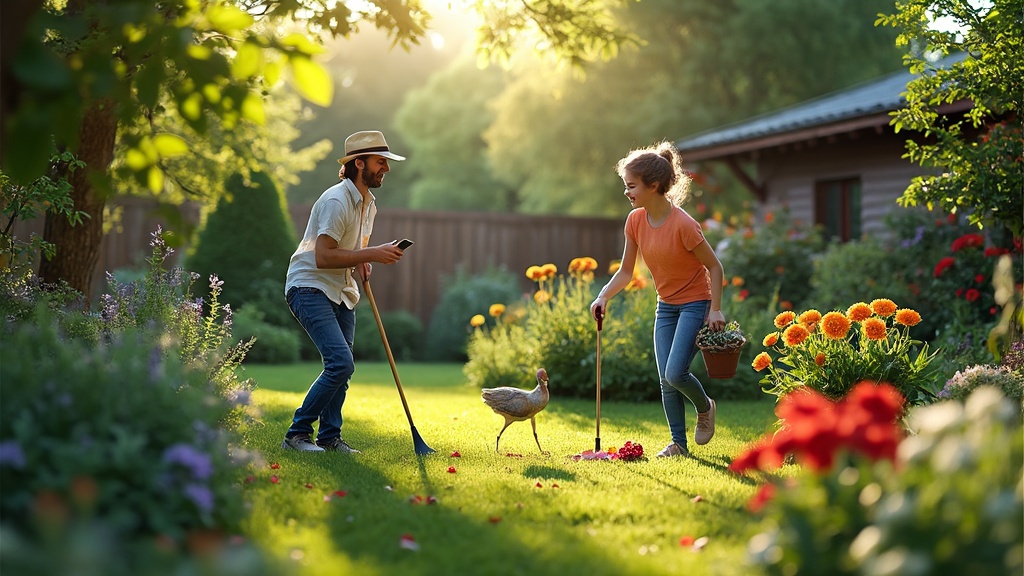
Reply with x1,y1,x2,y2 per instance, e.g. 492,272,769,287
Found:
0,441,26,469
183,483,214,513
227,388,251,407
162,443,213,480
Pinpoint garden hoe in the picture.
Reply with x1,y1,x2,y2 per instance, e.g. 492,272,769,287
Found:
362,278,435,455
594,309,603,453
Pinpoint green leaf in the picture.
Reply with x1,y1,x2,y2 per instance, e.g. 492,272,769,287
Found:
289,56,333,107
240,94,266,125
279,33,324,55
125,148,151,170
206,4,253,33
232,41,262,80
147,166,165,192
153,134,189,158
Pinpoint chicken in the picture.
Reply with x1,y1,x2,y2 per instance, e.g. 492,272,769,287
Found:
481,368,550,454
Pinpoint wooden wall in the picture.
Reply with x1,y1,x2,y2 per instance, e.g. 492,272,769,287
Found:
12,199,626,325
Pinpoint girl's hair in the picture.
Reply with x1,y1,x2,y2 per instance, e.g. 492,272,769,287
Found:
615,141,691,206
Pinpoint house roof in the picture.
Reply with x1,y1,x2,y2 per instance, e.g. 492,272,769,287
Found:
676,53,970,161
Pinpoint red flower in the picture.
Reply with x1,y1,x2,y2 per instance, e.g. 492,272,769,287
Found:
991,307,998,315
333,490,347,498
984,247,1010,257
946,213,958,224
951,233,984,252
270,463,280,469
679,535,695,546
956,288,964,297
747,483,777,513
965,288,981,302
975,274,987,284
933,257,955,277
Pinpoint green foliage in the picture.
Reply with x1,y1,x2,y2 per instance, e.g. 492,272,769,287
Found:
425,266,522,361
354,304,424,362
878,0,1024,236
747,387,1023,576
232,305,301,365
939,364,1024,402
754,300,940,405
808,238,918,317
186,171,296,326
717,210,826,311
695,320,747,352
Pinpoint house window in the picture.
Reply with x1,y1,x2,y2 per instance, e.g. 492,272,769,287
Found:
814,178,862,242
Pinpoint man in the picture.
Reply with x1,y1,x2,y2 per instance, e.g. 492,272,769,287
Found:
281,130,408,452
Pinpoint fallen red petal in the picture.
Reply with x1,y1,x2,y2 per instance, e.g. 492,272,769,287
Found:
447,466,456,473
304,483,314,489
270,476,279,484
488,516,502,524
551,483,560,489
333,490,347,498
450,451,461,458
679,535,695,547
534,482,543,488
270,463,280,470
691,495,703,503
426,495,439,504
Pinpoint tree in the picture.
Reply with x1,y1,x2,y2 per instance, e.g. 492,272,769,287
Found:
878,0,1023,237
479,0,905,216
1,0,634,301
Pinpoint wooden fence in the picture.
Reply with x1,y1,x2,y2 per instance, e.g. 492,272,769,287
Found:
13,197,626,325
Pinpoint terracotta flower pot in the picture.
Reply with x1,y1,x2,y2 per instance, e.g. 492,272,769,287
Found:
701,348,742,379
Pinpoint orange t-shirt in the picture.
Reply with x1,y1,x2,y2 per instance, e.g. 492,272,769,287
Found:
625,207,710,305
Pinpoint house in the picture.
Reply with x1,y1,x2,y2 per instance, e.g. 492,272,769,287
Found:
675,54,970,242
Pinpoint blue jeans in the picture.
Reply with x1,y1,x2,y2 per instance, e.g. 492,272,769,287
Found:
654,300,713,449
285,287,356,442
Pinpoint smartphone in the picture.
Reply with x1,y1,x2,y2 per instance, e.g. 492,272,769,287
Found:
394,238,414,250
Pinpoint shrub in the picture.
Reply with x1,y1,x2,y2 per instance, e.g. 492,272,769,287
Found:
232,304,301,364
736,386,1023,576
425,265,521,361
752,298,940,405
354,304,424,362
716,209,825,311
939,364,1024,402
185,171,297,326
1,313,251,537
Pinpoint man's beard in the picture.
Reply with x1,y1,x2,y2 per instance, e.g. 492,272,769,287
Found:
361,169,383,189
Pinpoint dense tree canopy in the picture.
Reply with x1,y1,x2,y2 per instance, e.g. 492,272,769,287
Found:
879,0,1023,237
395,0,905,217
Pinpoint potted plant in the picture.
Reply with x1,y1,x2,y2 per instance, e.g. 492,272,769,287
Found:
696,320,747,378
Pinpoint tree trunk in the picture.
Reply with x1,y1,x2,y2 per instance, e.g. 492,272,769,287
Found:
38,99,118,303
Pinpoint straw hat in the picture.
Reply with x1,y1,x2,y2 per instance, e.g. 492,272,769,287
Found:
336,130,406,164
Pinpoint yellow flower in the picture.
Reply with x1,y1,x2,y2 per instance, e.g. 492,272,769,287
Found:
626,275,648,291
870,298,897,317
774,311,796,328
526,265,544,282
579,257,598,272
608,260,621,275
752,352,772,371
533,289,551,304
762,333,779,347
782,324,810,347
798,309,822,331
895,308,922,327
470,314,485,327
862,317,887,340
846,302,872,322
489,304,505,317
820,311,851,339
541,263,558,280
568,258,582,273
581,271,594,283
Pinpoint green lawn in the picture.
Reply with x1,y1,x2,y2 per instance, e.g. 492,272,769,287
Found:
239,362,780,576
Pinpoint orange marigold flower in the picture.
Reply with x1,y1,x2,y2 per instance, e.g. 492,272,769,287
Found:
815,352,825,366
470,314,485,327
533,290,550,304
774,311,796,328
526,265,544,281
580,257,598,272
780,300,793,311
894,308,922,327
798,309,821,331
820,312,851,339
846,302,872,322
608,261,621,274
568,258,582,273
762,333,779,347
541,263,558,279
489,304,505,317
870,298,897,317
782,324,810,346
731,276,745,287
862,317,887,340
752,352,772,371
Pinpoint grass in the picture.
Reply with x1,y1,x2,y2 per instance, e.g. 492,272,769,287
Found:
238,361,780,576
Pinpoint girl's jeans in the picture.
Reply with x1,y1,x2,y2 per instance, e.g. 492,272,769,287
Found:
654,299,713,449
285,287,356,442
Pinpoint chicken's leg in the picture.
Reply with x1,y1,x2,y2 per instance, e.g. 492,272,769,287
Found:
530,416,547,454
495,419,513,452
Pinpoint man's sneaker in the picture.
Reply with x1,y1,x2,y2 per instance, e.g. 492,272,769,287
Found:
656,442,689,458
695,398,716,445
317,437,361,454
282,433,325,452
